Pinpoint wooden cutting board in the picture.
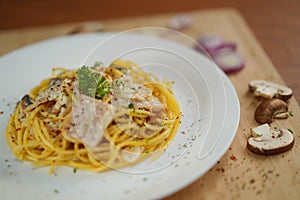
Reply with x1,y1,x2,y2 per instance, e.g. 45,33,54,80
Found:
1,8,299,200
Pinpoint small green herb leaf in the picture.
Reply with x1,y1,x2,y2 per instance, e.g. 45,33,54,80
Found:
96,77,111,99
93,61,102,68
76,66,111,99
128,102,134,109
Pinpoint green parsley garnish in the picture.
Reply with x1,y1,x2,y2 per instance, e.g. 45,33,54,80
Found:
76,66,111,99
128,102,134,109
93,61,102,68
115,79,125,88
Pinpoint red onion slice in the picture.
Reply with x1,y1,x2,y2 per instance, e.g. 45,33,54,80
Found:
198,34,223,49
196,34,237,56
212,50,245,74
208,42,237,55
194,34,245,74
168,15,192,31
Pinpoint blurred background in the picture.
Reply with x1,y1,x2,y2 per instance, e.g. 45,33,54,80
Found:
0,0,299,98
1,0,299,65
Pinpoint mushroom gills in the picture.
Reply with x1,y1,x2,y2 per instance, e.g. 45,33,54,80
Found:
247,123,294,155
249,80,293,100
21,94,33,110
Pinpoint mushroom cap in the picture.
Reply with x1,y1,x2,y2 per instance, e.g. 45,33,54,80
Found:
249,80,293,100
254,98,288,124
247,124,294,155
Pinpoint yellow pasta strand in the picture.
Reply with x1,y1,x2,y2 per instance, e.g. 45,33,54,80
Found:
6,60,181,174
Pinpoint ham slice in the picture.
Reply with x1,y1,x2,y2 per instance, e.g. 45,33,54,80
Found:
62,95,113,148
112,77,166,114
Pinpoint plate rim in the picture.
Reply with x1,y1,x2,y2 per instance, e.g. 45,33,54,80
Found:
0,32,240,200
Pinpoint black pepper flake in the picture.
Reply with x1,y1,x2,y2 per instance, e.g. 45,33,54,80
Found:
288,128,294,134
249,178,255,184
0,111,3,115
216,167,225,173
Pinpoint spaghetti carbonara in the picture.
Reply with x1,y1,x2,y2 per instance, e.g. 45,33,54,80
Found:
6,60,181,173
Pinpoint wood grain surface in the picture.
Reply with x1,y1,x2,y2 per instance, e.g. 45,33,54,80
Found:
0,6,300,200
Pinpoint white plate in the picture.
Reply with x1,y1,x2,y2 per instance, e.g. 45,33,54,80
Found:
0,32,240,200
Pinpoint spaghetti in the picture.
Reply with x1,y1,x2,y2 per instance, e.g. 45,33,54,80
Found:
6,60,181,173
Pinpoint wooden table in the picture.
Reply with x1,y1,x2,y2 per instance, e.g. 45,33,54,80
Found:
1,3,300,200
